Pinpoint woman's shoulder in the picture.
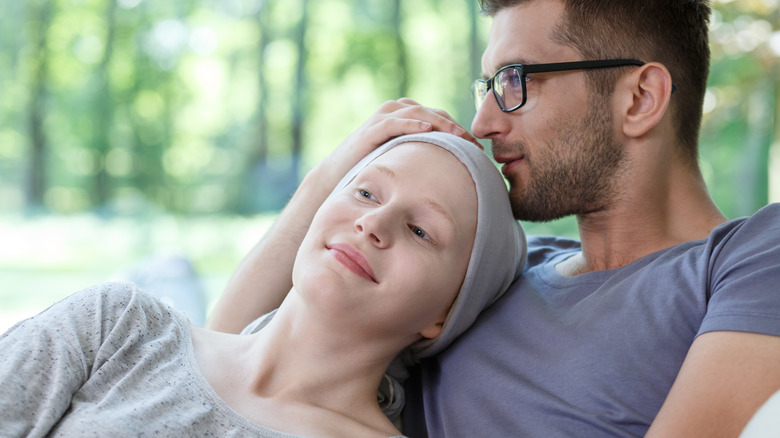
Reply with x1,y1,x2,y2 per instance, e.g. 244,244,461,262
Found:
66,280,169,317
61,281,189,340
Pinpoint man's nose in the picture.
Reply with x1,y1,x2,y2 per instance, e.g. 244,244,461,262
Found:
471,91,509,139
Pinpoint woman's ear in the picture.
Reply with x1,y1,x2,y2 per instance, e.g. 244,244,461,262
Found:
420,301,451,339
419,321,444,340
618,62,674,138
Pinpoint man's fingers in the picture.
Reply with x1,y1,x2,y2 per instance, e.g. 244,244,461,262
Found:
361,116,433,144
396,97,422,106
374,99,481,148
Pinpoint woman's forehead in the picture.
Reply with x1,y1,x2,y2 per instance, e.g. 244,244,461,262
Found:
361,143,474,195
365,142,473,187
370,141,462,170
361,142,477,225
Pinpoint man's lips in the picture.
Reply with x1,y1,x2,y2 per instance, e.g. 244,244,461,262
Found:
494,155,524,176
327,243,378,283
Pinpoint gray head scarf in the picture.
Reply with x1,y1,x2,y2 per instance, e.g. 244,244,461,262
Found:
332,131,527,359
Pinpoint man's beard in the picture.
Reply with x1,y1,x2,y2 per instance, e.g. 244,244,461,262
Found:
497,98,627,222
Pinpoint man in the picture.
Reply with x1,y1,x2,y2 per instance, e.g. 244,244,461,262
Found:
209,0,780,436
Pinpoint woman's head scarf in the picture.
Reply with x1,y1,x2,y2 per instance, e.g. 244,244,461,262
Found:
331,131,527,360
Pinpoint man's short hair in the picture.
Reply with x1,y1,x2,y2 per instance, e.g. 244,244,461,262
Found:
478,0,712,164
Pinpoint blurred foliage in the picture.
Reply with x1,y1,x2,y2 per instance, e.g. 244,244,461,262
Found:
0,0,779,318
701,0,780,218
0,0,777,220
0,0,483,217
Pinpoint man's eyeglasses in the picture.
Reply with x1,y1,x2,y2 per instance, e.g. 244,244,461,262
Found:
472,59,646,113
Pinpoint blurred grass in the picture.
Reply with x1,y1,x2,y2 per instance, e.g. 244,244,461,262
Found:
0,213,275,332
0,212,578,333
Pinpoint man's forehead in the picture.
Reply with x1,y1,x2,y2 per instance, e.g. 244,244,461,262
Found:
481,0,568,74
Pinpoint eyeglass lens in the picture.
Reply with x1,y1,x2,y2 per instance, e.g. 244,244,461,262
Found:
472,81,488,113
472,66,525,112
495,67,523,110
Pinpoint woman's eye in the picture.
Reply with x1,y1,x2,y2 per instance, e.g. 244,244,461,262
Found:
358,189,377,201
410,225,431,241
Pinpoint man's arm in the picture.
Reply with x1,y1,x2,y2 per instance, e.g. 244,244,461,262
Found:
206,98,477,333
646,331,780,437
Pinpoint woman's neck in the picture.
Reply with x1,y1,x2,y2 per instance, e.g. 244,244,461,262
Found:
247,303,394,403
190,294,401,437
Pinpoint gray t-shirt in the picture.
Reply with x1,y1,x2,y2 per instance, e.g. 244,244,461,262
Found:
0,281,403,437
404,203,780,437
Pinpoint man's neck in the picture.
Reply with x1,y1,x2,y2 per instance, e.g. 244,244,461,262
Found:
556,163,727,276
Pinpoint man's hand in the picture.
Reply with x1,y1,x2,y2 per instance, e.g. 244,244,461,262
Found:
313,98,479,187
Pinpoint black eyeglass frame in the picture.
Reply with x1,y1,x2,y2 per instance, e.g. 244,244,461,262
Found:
473,59,650,113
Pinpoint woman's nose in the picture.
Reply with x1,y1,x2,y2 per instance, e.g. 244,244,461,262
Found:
354,212,390,248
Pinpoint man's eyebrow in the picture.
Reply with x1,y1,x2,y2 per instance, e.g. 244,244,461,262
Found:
483,58,535,78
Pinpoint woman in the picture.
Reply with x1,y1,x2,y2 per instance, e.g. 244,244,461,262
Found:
0,132,526,437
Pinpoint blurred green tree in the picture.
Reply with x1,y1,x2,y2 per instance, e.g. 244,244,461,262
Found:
0,0,776,230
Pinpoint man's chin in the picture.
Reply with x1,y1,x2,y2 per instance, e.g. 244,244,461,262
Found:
509,194,575,223
512,209,571,223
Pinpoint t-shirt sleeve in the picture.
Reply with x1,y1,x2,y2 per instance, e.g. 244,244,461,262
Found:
699,204,780,336
0,281,139,436
240,308,278,335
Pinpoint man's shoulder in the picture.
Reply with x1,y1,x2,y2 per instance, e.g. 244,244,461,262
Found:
710,203,780,250
736,202,779,227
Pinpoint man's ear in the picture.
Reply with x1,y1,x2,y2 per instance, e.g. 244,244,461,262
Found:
618,62,674,138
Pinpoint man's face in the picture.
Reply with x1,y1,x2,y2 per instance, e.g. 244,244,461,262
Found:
472,0,627,221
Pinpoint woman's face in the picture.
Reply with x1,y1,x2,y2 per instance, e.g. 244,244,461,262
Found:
293,142,478,347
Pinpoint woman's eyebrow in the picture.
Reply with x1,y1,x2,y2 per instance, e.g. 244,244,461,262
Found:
372,163,456,229
373,164,398,182
424,198,456,230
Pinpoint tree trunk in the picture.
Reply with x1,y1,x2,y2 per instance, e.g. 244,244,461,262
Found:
24,0,52,212
466,0,481,122
92,0,118,209
736,80,773,216
236,0,273,213
290,0,309,185
392,0,408,98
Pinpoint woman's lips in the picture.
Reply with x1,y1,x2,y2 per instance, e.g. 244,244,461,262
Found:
327,243,378,283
